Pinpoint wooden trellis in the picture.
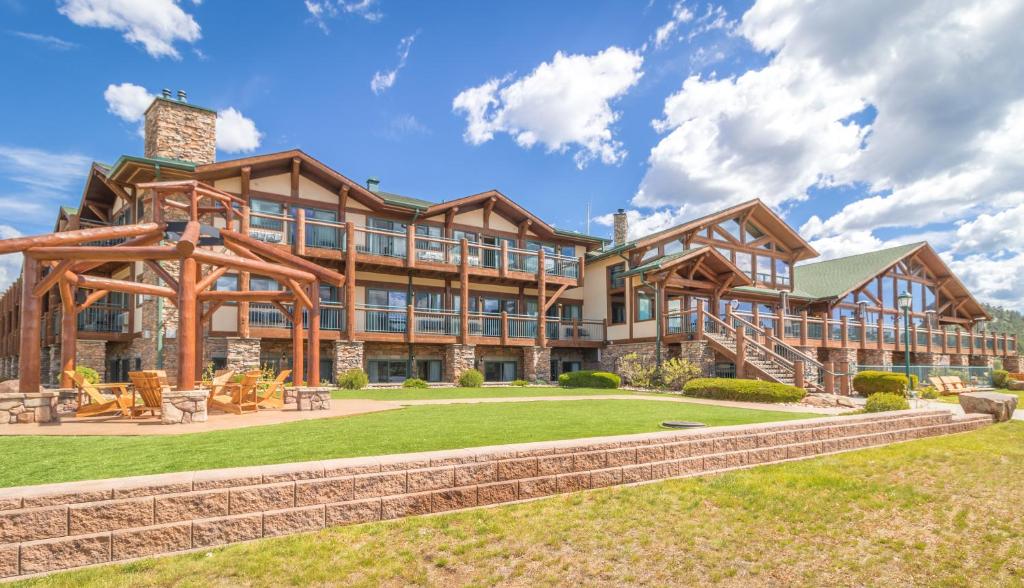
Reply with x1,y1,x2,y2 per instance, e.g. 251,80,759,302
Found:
0,180,344,393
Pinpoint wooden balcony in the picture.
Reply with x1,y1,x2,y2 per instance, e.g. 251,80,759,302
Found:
244,211,583,287
664,308,1018,357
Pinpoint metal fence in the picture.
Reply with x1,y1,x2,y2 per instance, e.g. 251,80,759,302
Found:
856,364,994,389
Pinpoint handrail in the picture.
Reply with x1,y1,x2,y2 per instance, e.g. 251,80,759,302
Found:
730,313,824,370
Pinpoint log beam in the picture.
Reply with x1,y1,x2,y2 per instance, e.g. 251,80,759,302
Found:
0,222,162,254
191,249,316,283
76,275,176,299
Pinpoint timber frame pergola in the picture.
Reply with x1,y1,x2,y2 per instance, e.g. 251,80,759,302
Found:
0,180,344,393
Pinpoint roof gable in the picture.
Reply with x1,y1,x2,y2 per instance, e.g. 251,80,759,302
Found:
793,243,924,300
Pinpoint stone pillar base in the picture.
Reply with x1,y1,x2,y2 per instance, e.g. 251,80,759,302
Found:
0,391,58,424
523,346,551,383
969,355,994,368
912,352,949,366
161,390,209,424
444,344,476,382
294,387,332,411
334,341,365,377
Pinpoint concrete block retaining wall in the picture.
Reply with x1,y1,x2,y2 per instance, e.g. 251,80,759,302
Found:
0,410,991,580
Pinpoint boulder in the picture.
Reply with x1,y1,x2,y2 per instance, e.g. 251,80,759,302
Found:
959,392,1018,422
1008,380,1024,391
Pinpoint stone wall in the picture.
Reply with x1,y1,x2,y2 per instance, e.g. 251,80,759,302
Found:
144,98,217,165
0,410,990,580
678,341,716,377
1003,355,1022,372
522,346,551,382
225,338,261,373
912,352,950,366
75,340,107,382
970,355,994,368
444,344,476,382
859,349,892,367
949,354,969,367
334,342,364,376
598,341,658,373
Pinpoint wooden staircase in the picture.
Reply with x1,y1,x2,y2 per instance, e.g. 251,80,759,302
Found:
696,307,829,393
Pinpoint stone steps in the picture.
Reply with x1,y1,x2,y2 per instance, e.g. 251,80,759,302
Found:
0,409,991,580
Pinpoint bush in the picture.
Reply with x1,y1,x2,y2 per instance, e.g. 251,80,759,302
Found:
617,353,658,388
864,392,910,412
337,368,369,390
659,358,702,390
681,378,806,403
458,369,484,388
402,378,428,389
75,365,100,385
853,371,917,396
510,379,530,387
920,386,940,400
558,370,621,389
993,369,1010,388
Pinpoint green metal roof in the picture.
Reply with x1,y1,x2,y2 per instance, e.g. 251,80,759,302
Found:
375,190,434,210
791,242,924,300
553,227,609,244
621,248,701,277
106,154,197,178
731,285,815,301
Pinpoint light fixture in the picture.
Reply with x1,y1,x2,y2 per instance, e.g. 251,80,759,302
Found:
897,290,913,311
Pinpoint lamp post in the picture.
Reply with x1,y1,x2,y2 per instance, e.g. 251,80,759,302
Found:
897,290,913,392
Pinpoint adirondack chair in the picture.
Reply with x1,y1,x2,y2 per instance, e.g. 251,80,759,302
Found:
943,375,979,393
256,370,292,409
66,370,133,418
128,371,163,418
928,376,952,395
209,370,260,414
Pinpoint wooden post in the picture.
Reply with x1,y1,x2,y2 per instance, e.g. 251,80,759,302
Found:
17,256,41,392
405,224,415,268
820,311,829,348
176,256,197,391
752,305,760,340
292,301,304,385
877,314,884,350
823,360,835,394
537,249,547,347
194,261,204,382
838,361,850,396
500,310,508,346
696,303,705,339
294,208,306,256
459,239,469,344
926,323,933,353
58,279,76,388
577,255,585,286
840,316,849,348
859,317,867,349
499,241,508,279
238,206,251,338
735,327,746,378
406,304,415,344
800,310,808,346
307,281,320,386
345,223,356,340
794,360,805,389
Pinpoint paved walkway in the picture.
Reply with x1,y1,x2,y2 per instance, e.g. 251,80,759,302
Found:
395,394,850,415
0,399,401,437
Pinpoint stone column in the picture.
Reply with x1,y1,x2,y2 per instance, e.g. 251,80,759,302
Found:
334,341,365,376
827,348,858,395
969,355,994,368
0,391,58,424
948,354,969,367
1003,355,1022,373
523,346,551,382
679,340,715,377
444,344,476,382
858,349,892,368
225,337,261,373
75,340,108,381
912,352,949,366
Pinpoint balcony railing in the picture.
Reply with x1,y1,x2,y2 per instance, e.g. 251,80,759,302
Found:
249,302,345,331
248,212,346,251
77,303,128,333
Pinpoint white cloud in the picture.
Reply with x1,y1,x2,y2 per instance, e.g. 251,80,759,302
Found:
305,0,382,32
371,33,416,95
58,0,201,59
216,108,263,153
654,2,694,49
0,225,24,292
103,82,153,122
452,46,644,169
9,31,78,50
0,146,92,192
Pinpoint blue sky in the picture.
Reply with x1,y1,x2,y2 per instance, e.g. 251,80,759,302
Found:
0,0,1022,310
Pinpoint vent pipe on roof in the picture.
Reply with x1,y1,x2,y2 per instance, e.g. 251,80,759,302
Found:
366,177,380,192
613,208,628,246
161,88,172,99
177,89,187,102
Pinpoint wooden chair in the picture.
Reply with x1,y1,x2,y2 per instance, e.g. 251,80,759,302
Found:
209,370,260,414
942,376,978,394
128,371,163,418
66,370,133,418
928,376,952,395
256,369,292,409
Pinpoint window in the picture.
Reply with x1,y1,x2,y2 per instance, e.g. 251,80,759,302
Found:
735,252,753,278
367,288,407,308
250,277,278,291
251,199,285,230
636,289,654,322
415,360,442,382
745,222,765,241
775,258,791,286
561,361,582,374
609,263,625,289
484,361,517,382
367,359,409,383
561,304,582,320
414,291,443,310
756,255,771,283
664,240,684,256
611,301,626,324
319,284,340,302
723,218,743,241
560,245,575,257
112,206,131,226
214,275,238,291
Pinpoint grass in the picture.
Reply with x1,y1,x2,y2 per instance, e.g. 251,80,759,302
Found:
0,400,812,488
331,385,637,400
934,387,1023,404
17,422,1024,587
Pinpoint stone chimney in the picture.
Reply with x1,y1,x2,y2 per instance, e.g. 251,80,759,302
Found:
144,90,217,164
613,208,628,246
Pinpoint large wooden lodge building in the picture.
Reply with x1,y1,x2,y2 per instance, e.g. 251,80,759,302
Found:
0,94,1018,389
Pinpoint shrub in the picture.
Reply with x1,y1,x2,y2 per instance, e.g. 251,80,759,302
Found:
993,369,1010,388
510,379,530,387
681,378,805,403
558,370,620,389
337,368,369,390
864,392,910,412
402,378,428,389
458,369,484,388
919,386,940,399
659,358,702,390
617,353,658,388
75,365,100,385
853,371,916,396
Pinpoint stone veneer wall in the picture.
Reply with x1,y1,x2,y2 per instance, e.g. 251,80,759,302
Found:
444,344,476,382
1005,355,1022,372
75,340,108,382
334,342,364,376
0,410,989,580
522,346,551,382
598,341,679,374
678,341,715,377
144,98,217,165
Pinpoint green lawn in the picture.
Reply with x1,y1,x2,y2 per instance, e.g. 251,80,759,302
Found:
332,386,637,400
0,400,812,488
935,387,1023,404
17,422,1024,587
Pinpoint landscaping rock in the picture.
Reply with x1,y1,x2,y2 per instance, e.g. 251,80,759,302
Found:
161,390,209,424
959,392,1018,422
1008,380,1024,391
836,396,858,408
